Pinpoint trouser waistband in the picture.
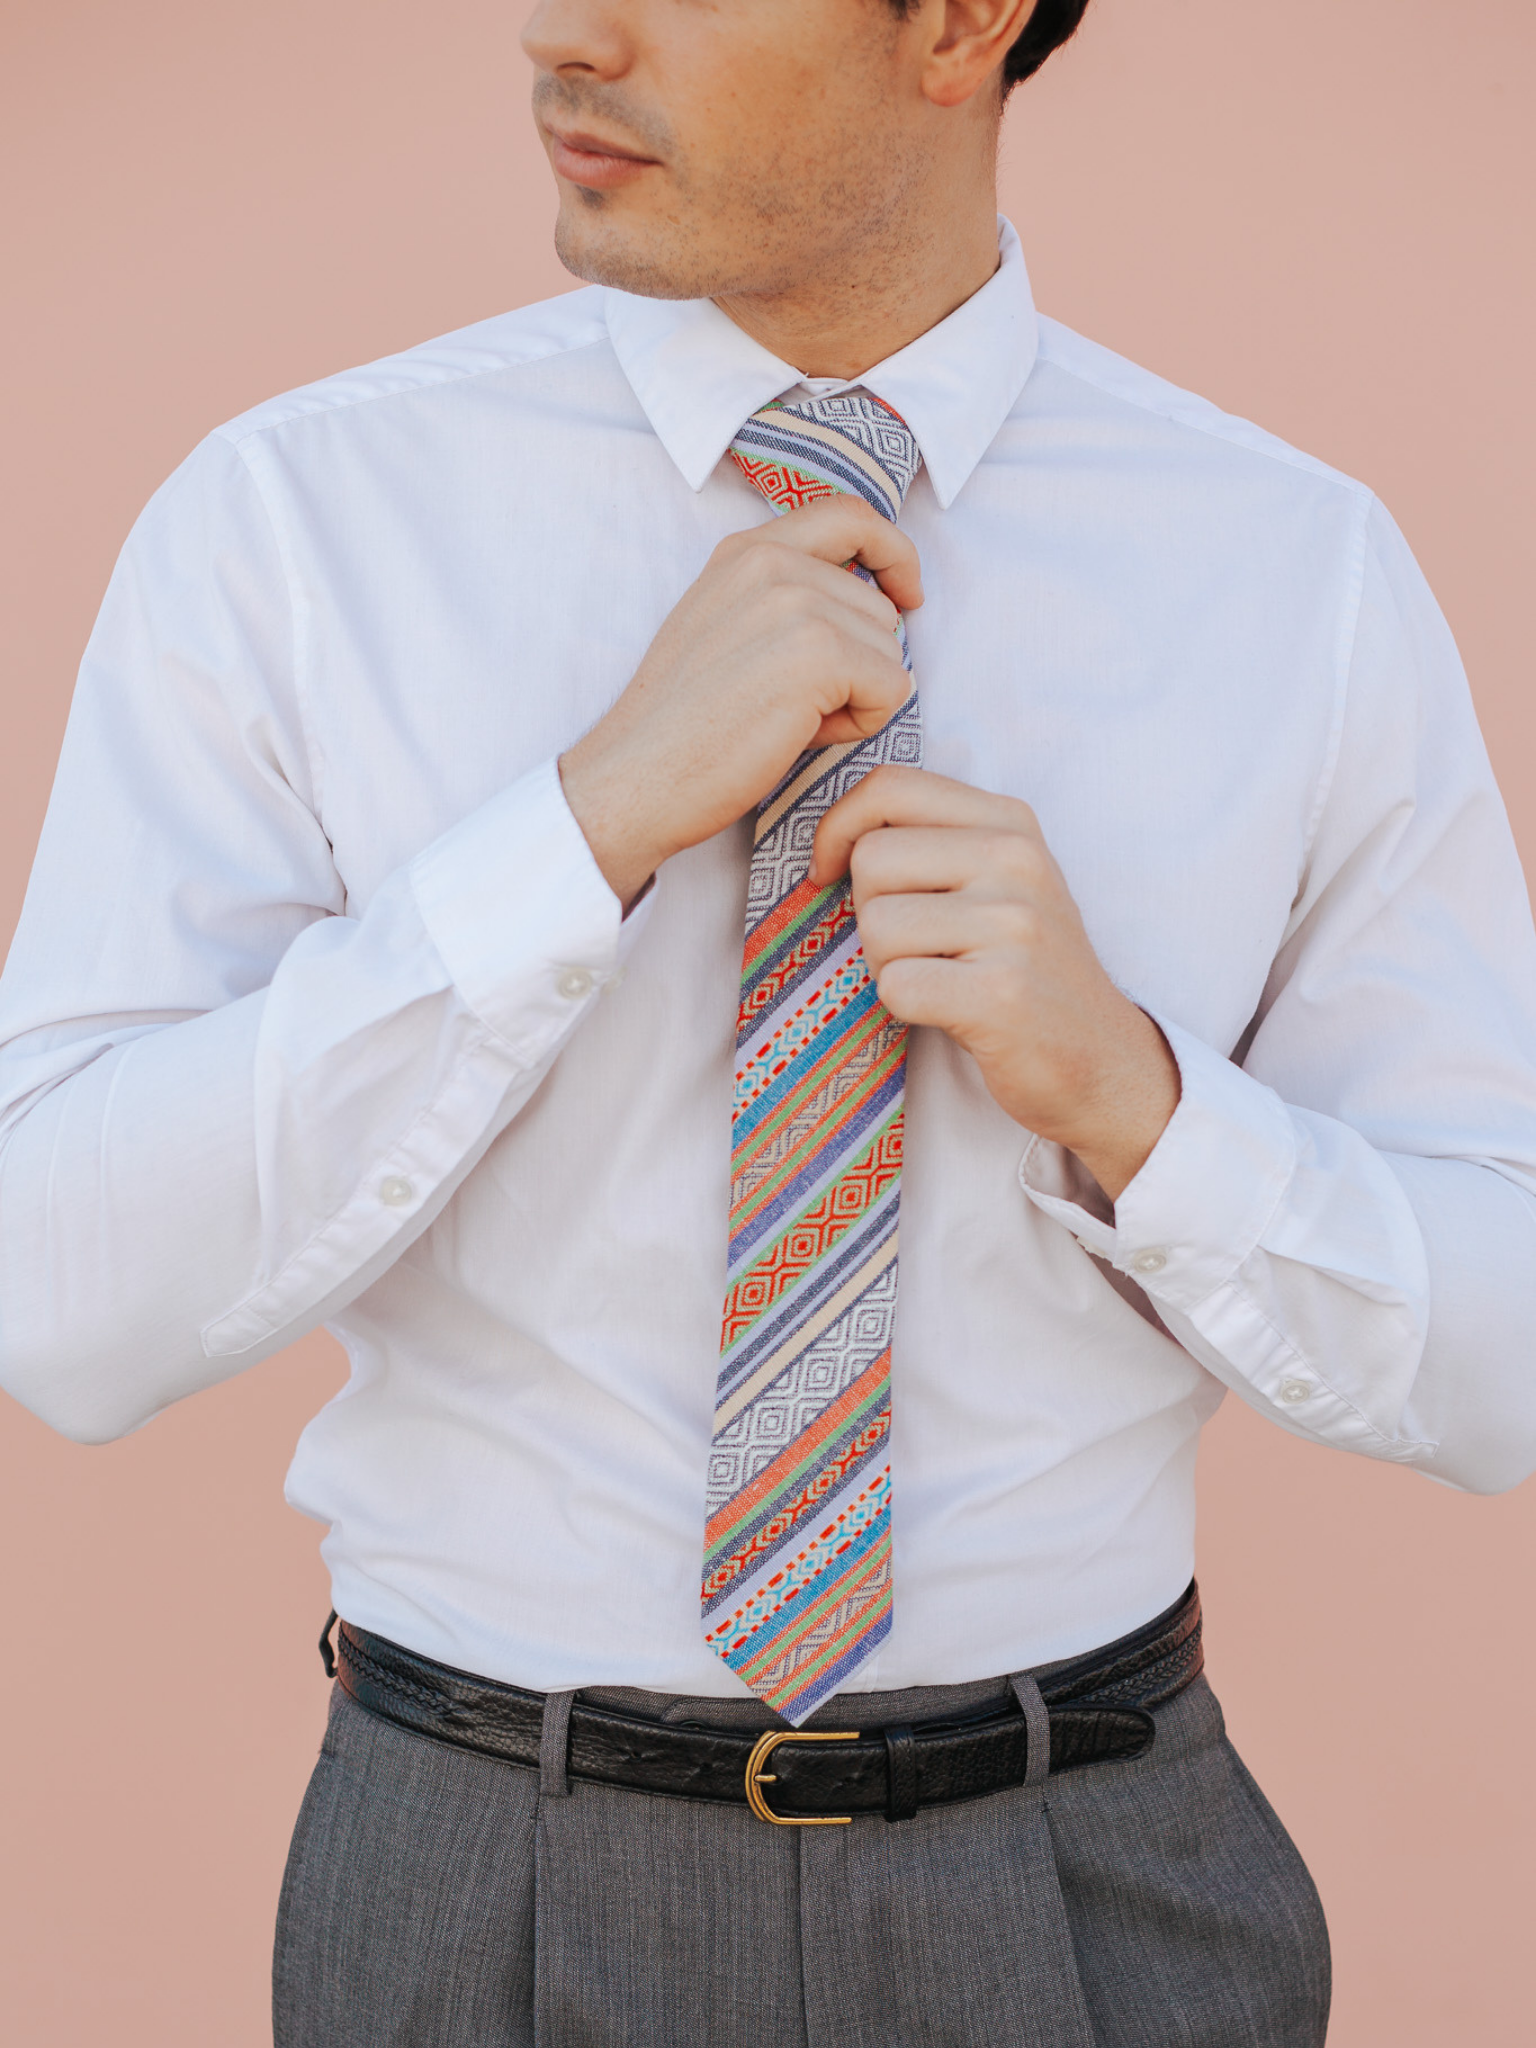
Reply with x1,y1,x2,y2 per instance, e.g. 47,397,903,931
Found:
323,1582,1203,1825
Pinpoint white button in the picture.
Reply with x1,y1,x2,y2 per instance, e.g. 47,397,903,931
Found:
556,968,595,1000
1129,1248,1168,1276
1278,1377,1311,1405
378,1176,414,1207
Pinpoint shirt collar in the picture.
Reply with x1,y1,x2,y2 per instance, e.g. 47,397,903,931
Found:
603,217,1038,511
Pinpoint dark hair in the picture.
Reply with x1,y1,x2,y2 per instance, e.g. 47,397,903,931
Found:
1003,0,1092,90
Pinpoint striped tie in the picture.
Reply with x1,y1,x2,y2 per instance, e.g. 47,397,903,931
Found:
702,394,923,1725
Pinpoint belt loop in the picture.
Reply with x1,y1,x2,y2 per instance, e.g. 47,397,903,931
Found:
539,1690,577,1798
318,1610,339,1680
1008,1671,1051,1788
882,1723,918,1823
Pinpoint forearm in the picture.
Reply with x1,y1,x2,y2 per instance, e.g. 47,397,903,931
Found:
1149,1150,1536,1495
0,765,631,1441
1380,1151,1536,1492
1022,1023,1536,1494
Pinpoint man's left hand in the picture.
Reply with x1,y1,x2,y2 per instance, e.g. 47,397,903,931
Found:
810,766,1180,1202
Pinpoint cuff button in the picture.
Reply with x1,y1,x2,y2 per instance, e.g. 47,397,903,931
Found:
1129,1248,1168,1276
1278,1377,1312,1405
379,1176,414,1207
556,967,595,1000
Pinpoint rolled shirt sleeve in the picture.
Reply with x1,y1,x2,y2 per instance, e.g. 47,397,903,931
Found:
0,434,644,1439
1020,496,1536,1495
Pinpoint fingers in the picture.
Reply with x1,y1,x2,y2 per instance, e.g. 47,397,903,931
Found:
782,572,912,734
770,593,911,732
855,891,1034,974
757,547,905,636
868,954,973,1031
811,690,913,747
852,825,1050,901
811,766,1040,885
738,497,925,614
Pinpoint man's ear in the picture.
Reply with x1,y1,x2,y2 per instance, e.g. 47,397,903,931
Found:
919,0,1037,109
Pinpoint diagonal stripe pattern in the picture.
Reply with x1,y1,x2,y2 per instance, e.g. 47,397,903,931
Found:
703,394,922,1724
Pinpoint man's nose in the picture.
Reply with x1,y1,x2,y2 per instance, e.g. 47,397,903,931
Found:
521,0,633,81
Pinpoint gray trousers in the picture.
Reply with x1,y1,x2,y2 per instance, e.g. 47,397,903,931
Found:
274,1669,1329,2047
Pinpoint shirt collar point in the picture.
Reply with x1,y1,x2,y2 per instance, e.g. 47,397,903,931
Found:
603,286,800,494
604,215,1038,506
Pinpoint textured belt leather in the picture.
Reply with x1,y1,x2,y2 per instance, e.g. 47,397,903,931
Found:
326,1582,1203,1823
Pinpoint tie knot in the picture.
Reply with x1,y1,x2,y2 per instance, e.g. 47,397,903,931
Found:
729,393,921,524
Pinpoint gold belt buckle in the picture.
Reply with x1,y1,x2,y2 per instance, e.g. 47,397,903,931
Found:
745,1728,861,1826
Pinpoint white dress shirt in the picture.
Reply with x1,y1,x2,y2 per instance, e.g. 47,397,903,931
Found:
3,222,1535,1697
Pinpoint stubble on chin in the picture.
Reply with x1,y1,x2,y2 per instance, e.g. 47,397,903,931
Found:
535,69,903,308
551,168,839,306
553,195,719,303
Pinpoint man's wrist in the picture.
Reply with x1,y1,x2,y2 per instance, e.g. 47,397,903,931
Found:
1050,1007,1182,1204
558,739,668,912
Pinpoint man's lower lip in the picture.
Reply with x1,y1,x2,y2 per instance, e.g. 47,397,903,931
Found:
550,138,656,189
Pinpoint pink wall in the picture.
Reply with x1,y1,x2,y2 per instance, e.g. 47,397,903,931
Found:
1,2,1532,2040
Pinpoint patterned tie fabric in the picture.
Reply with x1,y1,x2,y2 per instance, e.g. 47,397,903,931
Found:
702,394,923,1725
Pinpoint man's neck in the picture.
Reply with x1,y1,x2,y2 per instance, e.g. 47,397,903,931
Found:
711,201,1001,382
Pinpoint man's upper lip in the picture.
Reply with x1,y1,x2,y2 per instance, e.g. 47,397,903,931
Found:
546,124,658,164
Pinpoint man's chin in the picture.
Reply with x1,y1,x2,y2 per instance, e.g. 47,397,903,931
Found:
553,206,729,304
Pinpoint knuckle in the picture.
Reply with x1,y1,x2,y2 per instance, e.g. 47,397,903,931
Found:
774,580,818,620
995,832,1044,883
1005,901,1041,947
794,614,840,661
712,529,753,567
848,834,884,885
740,536,797,584
854,891,891,938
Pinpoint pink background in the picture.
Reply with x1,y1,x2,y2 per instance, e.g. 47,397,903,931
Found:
1,2,1532,2040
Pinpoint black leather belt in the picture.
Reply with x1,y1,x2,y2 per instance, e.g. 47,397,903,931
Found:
325,1581,1202,1825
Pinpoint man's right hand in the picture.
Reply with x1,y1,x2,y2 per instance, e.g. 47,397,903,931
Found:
559,496,923,908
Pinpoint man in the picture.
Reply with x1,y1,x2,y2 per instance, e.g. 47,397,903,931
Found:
3,0,1535,2038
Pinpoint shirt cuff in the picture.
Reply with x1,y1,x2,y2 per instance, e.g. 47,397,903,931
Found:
1017,1015,1297,1312
408,757,648,1062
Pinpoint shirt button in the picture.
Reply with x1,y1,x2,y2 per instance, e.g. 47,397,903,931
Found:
556,967,595,1000
1129,1248,1168,1276
1278,1377,1311,1405
378,1176,414,1207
